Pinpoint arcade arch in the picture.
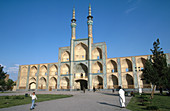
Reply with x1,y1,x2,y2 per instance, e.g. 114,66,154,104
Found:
92,47,102,59
74,42,88,61
29,77,36,89
49,65,58,76
38,77,46,89
108,75,118,89
74,63,88,78
49,77,57,90
30,66,37,76
92,61,103,73
61,51,70,62
107,60,117,73
126,74,134,89
60,77,69,89
121,59,133,72
20,66,27,76
93,76,103,89
39,65,47,76
60,64,70,74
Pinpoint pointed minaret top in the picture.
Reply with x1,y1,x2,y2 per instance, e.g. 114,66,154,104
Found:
88,4,91,16
72,7,75,20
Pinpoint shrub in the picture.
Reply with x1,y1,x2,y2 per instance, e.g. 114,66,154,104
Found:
142,102,150,106
146,106,159,110
4,96,10,99
13,96,24,99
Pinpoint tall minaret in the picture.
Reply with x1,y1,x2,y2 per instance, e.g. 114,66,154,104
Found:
70,7,76,90
88,4,93,90
87,4,93,43
71,7,76,39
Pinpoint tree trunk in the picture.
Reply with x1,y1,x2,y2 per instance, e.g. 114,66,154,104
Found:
151,85,156,99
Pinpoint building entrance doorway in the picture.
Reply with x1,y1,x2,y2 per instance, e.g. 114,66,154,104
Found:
75,80,88,90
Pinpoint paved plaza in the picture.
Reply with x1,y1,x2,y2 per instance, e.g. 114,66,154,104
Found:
0,91,131,111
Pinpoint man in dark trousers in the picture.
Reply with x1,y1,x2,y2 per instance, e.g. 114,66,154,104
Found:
83,87,85,93
93,87,96,92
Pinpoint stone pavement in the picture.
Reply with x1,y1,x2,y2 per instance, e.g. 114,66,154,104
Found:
0,91,131,111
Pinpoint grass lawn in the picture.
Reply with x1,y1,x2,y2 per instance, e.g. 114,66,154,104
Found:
0,94,72,109
126,93,170,111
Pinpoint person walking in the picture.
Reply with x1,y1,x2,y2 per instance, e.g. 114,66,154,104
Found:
93,87,96,92
30,92,37,110
83,87,85,93
118,86,125,108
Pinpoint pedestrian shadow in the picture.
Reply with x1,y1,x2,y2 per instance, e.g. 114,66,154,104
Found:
97,102,120,108
100,92,119,96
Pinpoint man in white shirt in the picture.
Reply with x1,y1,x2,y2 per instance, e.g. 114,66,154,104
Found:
30,92,37,110
118,86,125,108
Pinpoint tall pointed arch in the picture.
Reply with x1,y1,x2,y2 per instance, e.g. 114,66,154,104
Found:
92,47,102,59
74,42,88,61
107,60,117,73
92,61,103,73
60,64,70,74
49,65,58,76
30,66,37,76
39,65,47,76
61,51,70,62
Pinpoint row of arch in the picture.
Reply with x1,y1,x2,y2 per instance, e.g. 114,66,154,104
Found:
107,57,147,73
20,57,146,77
20,73,150,90
29,77,57,90
61,42,102,62
20,61,104,77
20,57,146,78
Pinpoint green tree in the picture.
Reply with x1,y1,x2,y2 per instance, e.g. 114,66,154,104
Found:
0,65,7,91
142,38,168,98
6,79,15,90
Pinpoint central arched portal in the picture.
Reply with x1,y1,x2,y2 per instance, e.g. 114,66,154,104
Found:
74,63,88,79
75,80,88,90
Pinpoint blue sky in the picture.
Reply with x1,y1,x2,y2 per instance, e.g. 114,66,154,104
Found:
0,0,170,81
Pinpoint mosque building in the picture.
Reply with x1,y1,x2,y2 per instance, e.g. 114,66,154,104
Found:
16,5,170,91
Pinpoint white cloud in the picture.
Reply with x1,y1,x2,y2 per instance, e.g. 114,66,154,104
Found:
0,64,7,69
7,66,19,74
125,7,137,14
6,64,19,81
14,64,20,67
125,0,141,14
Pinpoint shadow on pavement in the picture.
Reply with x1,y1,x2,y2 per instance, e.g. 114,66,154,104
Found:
100,93,119,96
97,102,120,108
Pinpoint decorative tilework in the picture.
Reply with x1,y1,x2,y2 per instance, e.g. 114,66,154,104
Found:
26,65,30,90
16,66,21,89
102,44,107,89
132,57,138,89
46,64,50,90
117,58,122,86
36,65,40,89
